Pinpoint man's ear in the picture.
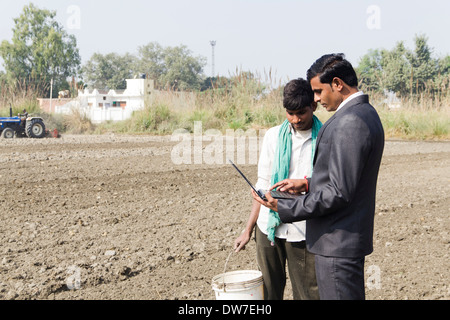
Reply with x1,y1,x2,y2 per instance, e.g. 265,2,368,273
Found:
332,77,344,92
311,101,318,112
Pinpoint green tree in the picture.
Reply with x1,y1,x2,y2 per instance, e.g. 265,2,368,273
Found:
136,42,166,82
433,55,450,95
136,42,206,90
357,34,445,96
0,3,81,97
406,34,438,93
356,49,383,92
380,42,411,95
357,43,410,95
437,55,450,75
200,76,233,91
81,52,138,90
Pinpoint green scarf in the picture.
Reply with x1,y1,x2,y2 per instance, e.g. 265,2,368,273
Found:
266,115,322,244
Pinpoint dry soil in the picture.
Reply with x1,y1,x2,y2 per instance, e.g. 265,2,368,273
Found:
0,134,448,300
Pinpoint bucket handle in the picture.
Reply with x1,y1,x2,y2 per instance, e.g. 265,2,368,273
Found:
223,248,260,274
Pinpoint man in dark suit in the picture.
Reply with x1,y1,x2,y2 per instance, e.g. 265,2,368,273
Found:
252,53,385,299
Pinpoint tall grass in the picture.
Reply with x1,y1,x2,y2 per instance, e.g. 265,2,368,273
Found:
62,108,95,134
0,78,44,116
377,105,449,140
94,72,450,140
95,69,295,135
367,90,450,140
1,73,449,140
0,78,89,134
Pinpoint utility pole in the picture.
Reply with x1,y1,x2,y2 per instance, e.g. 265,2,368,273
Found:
50,78,54,112
210,41,216,78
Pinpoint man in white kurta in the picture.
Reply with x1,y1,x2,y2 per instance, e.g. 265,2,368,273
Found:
234,79,320,300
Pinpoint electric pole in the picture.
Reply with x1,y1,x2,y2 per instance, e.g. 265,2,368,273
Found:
210,41,216,78
50,78,54,112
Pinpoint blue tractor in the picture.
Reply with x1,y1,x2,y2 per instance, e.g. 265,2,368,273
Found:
0,107,46,139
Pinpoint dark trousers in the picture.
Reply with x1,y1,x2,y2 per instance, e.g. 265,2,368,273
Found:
314,254,366,300
255,226,319,300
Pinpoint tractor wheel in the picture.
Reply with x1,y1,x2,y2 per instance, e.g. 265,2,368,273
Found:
26,119,46,139
1,128,15,139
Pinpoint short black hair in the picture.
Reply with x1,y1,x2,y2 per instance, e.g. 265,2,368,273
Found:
306,53,358,87
283,78,314,110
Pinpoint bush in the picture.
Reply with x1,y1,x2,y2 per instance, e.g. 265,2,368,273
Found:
63,108,95,134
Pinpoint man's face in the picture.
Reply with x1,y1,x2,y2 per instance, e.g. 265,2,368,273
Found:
286,105,315,131
310,76,343,112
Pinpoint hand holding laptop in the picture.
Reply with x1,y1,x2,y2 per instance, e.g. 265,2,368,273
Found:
251,188,279,212
250,179,308,212
228,160,301,201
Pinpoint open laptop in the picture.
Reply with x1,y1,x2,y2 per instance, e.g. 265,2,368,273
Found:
228,159,299,201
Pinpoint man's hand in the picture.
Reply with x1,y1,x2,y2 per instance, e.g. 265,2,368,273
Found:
271,178,308,194
251,189,278,212
234,231,251,252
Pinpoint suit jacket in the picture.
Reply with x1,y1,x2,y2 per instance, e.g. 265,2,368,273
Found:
278,95,385,258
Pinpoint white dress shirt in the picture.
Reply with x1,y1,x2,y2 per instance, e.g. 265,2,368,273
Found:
255,123,313,242
336,91,364,112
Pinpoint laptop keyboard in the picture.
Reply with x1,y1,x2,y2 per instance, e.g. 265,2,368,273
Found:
270,190,299,199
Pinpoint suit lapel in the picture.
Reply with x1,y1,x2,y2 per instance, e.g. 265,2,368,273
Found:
313,115,336,163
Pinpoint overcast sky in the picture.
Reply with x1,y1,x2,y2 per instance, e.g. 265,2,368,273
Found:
1,0,449,83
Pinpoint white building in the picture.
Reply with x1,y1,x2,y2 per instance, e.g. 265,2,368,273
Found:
55,78,154,124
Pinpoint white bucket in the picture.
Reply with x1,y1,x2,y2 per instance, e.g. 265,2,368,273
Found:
212,270,264,300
